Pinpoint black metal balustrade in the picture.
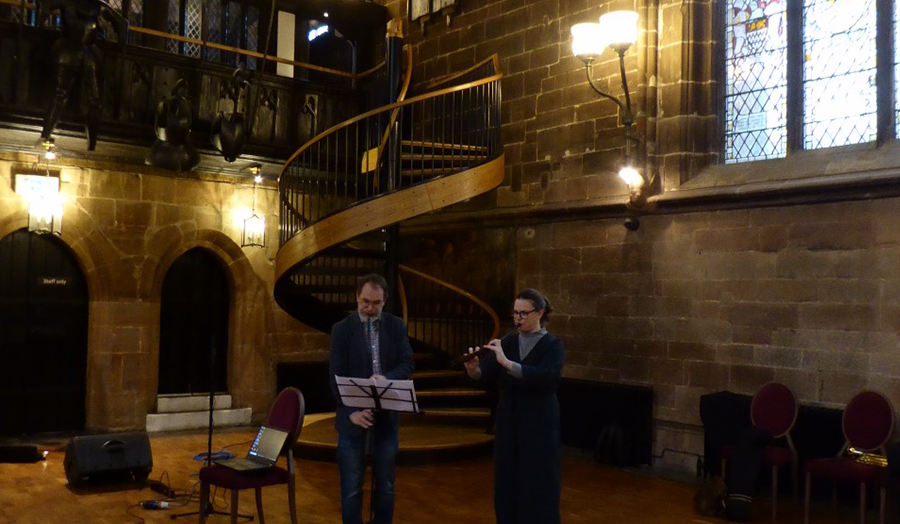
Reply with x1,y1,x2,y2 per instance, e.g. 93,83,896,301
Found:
278,55,503,247
398,265,499,362
0,6,380,160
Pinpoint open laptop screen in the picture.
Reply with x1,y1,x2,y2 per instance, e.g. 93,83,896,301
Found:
248,426,289,464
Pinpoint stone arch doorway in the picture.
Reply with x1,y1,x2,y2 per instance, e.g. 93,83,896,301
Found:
0,229,88,434
158,248,229,395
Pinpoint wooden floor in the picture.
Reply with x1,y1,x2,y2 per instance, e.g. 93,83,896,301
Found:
0,426,868,524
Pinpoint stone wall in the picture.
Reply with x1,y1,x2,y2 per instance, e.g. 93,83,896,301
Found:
0,154,326,432
515,198,900,467
385,0,900,471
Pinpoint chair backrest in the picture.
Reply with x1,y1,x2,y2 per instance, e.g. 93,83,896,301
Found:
750,382,797,438
843,390,893,452
266,387,306,456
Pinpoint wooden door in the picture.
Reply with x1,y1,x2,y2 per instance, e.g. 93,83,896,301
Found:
0,229,88,434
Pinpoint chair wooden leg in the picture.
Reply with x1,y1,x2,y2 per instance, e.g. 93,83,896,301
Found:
199,481,210,524
860,482,867,524
805,472,811,524
792,459,799,502
772,465,778,522
288,472,298,524
255,487,265,524
231,490,240,524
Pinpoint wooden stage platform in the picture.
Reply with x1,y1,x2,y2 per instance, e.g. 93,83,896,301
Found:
296,412,495,464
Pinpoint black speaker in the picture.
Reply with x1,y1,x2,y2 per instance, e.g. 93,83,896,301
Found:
63,432,153,486
0,444,43,463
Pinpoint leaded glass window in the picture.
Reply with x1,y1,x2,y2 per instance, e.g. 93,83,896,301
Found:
167,0,180,54
895,0,900,136
245,5,259,71
803,0,876,149
724,0,788,163
183,0,203,58
206,1,223,62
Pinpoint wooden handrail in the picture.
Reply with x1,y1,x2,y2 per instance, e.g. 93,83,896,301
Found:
0,0,377,80
398,274,409,324
370,44,415,181
424,53,501,90
399,265,500,340
279,71,504,178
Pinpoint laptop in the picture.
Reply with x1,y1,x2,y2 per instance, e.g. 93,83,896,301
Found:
214,426,289,472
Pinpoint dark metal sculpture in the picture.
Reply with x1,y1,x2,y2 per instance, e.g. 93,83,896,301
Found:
39,0,128,151
146,79,199,171
211,69,249,163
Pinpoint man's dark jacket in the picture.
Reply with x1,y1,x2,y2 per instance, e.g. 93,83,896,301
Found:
329,312,415,436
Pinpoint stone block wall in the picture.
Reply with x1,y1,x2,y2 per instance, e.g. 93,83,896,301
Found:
509,198,900,467
0,155,326,432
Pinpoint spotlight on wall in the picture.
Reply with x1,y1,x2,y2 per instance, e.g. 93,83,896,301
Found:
572,10,650,208
42,139,57,161
241,164,265,248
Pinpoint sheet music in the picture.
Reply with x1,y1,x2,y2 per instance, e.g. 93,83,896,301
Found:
334,376,419,414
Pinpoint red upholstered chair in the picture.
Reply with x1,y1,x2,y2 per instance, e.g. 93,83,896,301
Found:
804,391,894,524
721,382,798,522
199,388,306,524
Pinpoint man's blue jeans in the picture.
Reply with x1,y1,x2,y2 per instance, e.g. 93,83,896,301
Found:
337,422,398,524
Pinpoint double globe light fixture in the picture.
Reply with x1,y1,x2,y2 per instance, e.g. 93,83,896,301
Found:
571,11,646,206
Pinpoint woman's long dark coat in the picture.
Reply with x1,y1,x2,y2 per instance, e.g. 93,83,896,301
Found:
477,331,565,524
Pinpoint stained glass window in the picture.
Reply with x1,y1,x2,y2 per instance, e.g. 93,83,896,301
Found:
803,0,876,149
724,0,788,163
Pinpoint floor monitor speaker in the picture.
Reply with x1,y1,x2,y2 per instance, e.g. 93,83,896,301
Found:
63,432,153,486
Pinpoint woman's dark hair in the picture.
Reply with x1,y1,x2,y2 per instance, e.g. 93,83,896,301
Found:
516,288,552,325
357,273,389,298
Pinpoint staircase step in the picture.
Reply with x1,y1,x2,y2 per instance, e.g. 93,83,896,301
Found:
401,153,487,162
413,369,464,380
401,140,488,153
156,393,232,413
323,247,388,259
401,168,459,177
145,408,252,432
290,266,377,277
417,388,486,398
420,407,490,418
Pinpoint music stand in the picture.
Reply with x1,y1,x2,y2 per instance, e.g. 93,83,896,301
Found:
335,376,419,524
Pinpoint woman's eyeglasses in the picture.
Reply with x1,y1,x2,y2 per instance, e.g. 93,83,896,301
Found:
512,309,535,319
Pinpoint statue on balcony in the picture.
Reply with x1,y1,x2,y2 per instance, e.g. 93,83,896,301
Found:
146,78,200,172
39,0,128,151
211,69,250,163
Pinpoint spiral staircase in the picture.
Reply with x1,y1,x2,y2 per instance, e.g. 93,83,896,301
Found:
274,50,506,462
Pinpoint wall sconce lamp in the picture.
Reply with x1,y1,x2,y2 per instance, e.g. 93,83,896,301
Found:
241,164,265,248
15,172,63,235
571,11,648,209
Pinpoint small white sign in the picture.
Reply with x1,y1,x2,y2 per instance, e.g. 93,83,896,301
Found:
15,174,59,199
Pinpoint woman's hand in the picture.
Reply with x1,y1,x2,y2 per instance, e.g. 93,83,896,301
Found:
485,339,512,369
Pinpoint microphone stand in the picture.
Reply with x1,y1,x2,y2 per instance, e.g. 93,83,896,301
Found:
171,337,252,521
